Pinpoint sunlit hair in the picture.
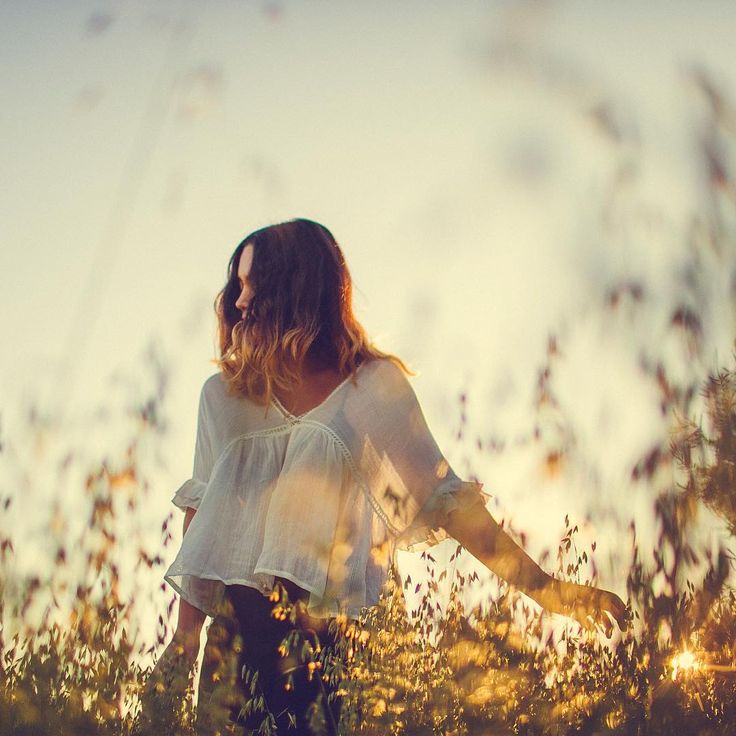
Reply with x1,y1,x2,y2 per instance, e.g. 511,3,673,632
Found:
213,218,414,409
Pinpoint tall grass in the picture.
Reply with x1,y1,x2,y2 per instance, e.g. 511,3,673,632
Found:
1,353,735,735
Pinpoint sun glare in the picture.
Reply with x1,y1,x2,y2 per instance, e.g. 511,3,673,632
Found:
670,650,701,680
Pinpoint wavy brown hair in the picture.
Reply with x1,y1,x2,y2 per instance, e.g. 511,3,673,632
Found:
213,218,413,409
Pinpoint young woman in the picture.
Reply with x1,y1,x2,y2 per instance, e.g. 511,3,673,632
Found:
139,218,627,734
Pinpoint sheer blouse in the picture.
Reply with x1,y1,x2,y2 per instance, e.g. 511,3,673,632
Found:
164,356,489,620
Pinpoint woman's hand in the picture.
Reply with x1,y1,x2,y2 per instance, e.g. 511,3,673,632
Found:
548,579,629,636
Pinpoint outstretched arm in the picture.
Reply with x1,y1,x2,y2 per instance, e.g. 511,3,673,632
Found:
443,497,628,635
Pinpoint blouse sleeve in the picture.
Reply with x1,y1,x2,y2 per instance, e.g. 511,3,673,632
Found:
368,361,491,552
171,382,215,512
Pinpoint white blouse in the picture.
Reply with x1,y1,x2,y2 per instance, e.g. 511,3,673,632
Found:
164,356,489,621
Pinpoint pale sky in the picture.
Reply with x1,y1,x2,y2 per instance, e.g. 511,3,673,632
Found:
2,0,736,646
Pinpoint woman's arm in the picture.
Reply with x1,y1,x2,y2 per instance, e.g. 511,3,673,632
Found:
183,506,196,535
174,506,206,657
443,497,628,635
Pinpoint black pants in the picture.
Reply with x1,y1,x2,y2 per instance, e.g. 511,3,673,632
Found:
224,578,344,735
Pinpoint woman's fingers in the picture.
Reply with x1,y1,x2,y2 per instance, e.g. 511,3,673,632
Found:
572,586,629,634
593,614,612,639
600,590,629,632
598,610,618,638
556,581,630,635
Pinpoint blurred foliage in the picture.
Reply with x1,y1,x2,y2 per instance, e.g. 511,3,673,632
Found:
0,348,735,735
674,366,736,537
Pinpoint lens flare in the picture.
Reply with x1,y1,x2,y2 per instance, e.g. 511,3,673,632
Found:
670,650,701,680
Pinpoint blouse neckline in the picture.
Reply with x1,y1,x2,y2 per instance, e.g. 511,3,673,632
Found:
269,360,367,421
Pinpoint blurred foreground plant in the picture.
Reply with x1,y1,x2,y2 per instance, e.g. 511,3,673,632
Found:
0,363,735,735
2,306,736,736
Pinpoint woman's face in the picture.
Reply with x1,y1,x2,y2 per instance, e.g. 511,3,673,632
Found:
235,244,254,320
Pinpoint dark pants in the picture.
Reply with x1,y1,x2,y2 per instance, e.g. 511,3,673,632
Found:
222,578,344,735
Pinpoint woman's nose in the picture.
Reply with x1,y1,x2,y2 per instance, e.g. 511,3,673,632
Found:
235,287,250,310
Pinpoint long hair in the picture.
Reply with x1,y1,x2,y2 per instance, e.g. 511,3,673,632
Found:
213,218,414,408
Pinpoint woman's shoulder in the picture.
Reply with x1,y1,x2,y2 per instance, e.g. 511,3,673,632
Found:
202,370,225,391
200,371,223,394
198,371,228,409
355,355,400,385
198,371,265,422
357,356,414,401
361,355,406,376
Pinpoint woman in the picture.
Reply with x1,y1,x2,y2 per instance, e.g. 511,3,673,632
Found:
139,218,627,735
